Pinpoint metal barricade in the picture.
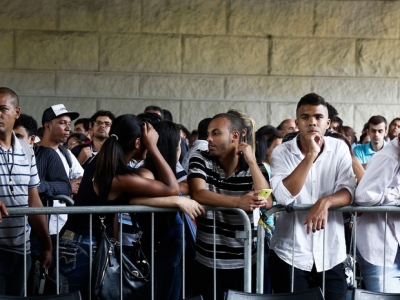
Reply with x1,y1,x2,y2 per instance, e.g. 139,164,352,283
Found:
8,205,253,299
256,204,400,295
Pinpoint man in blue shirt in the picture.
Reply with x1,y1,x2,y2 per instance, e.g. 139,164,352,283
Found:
354,115,387,168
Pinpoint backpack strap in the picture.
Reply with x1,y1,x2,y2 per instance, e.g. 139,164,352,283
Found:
58,145,72,169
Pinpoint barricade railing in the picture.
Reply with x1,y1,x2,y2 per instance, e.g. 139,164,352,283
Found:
8,205,253,300
257,204,400,295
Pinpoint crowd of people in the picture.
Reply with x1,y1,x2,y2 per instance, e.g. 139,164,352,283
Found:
0,87,398,299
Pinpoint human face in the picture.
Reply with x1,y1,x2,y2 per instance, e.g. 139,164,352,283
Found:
207,117,238,158
0,93,20,138
74,123,85,134
368,122,387,146
281,119,297,136
13,125,30,144
296,105,330,138
330,121,340,132
266,138,282,163
92,116,112,140
388,120,400,140
47,115,72,144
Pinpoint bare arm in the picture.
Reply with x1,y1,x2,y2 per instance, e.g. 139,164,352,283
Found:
130,195,205,220
304,188,352,234
238,142,269,190
188,178,270,211
352,156,365,184
28,187,52,268
282,134,321,196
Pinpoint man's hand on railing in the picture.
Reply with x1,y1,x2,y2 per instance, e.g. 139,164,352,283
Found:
237,191,269,212
303,198,329,234
0,200,8,221
176,197,205,221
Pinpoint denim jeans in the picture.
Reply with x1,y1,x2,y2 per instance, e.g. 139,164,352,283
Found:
0,249,31,296
357,247,400,293
57,232,97,296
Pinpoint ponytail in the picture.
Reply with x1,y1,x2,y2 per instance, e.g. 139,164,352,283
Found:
93,135,127,202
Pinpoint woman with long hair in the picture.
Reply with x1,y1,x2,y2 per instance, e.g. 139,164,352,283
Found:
58,114,204,296
134,120,187,300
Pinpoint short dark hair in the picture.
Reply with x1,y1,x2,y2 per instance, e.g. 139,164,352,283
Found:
144,105,163,119
389,118,400,126
197,118,212,140
13,114,38,136
90,110,116,126
74,118,91,131
326,102,338,120
368,115,387,129
0,87,19,108
137,112,163,125
212,113,243,134
296,93,327,112
331,115,343,127
162,109,173,122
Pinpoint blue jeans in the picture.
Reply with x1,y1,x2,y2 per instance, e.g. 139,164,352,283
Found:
0,249,31,296
57,232,97,295
357,247,400,293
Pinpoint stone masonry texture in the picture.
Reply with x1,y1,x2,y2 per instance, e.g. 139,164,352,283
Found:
0,0,399,135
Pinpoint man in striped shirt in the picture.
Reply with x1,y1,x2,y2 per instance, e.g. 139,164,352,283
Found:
0,87,52,296
188,112,272,300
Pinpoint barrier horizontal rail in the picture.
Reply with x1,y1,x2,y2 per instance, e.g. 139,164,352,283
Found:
8,205,253,299
257,204,400,295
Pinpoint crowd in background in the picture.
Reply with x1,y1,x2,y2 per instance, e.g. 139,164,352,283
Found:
0,87,398,299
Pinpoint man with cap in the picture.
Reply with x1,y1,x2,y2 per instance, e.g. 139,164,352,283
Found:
35,104,84,236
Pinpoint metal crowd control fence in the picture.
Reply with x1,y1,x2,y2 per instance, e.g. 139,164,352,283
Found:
8,205,253,300
256,204,400,296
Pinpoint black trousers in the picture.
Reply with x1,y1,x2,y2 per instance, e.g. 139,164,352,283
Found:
269,250,347,300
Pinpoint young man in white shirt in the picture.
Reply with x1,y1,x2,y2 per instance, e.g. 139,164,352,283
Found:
270,93,356,300
355,135,400,293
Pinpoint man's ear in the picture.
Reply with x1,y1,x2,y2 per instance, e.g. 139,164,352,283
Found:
29,135,36,147
232,130,240,142
15,107,21,119
326,118,331,128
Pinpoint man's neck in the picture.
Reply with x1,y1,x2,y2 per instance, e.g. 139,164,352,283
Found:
37,137,59,150
370,140,384,152
218,151,240,177
92,138,105,152
0,132,14,150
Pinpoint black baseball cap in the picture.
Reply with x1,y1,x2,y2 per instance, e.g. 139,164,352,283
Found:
42,104,80,125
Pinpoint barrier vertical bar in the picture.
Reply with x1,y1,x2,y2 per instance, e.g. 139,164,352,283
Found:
56,213,59,294
151,213,155,300
256,223,265,294
291,213,295,292
353,212,357,288
181,212,186,299
383,212,388,292
89,214,92,300
213,211,216,300
322,227,326,296
24,215,27,297
119,214,123,300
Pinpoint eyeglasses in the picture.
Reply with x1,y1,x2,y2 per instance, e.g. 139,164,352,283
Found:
94,121,112,127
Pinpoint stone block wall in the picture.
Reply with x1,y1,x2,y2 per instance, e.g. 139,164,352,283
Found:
1,0,400,134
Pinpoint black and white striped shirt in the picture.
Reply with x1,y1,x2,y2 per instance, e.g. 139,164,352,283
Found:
188,150,268,269
0,135,40,254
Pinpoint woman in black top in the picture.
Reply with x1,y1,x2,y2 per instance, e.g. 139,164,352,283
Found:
58,114,204,295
